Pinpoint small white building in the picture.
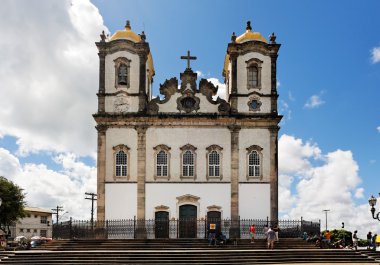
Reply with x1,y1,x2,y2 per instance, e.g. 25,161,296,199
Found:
10,207,53,239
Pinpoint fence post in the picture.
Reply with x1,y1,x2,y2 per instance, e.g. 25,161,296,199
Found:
133,216,136,239
266,216,269,227
177,218,179,239
69,217,73,240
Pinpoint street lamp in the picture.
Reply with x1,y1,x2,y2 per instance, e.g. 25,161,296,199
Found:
368,194,380,221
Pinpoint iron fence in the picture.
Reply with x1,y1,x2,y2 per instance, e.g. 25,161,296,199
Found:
53,217,320,240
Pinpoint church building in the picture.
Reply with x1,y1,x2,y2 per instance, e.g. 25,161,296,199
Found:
93,21,281,238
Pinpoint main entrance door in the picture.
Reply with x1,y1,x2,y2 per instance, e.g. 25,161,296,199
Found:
179,204,197,238
155,211,169,238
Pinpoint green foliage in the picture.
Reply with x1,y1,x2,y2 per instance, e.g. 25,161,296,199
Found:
0,176,26,234
322,229,353,245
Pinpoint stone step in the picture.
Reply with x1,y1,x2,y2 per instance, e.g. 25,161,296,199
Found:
1,250,377,264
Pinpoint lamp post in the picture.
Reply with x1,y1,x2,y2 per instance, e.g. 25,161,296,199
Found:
368,194,380,221
322,209,330,231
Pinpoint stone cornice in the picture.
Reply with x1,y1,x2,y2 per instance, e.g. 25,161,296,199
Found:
93,114,282,128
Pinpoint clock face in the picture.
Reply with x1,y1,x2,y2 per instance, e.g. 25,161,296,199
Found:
114,94,129,113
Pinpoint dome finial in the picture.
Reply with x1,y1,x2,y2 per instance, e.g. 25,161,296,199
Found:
125,20,131,30
246,21,252,31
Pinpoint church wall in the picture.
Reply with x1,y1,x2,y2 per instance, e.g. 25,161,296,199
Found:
105,183,137,219
239,128,270,182
146,127,231,182
105,51,140,94
236,52,271,95
105,128,138,182
145,183,231,219
239,183,270,219
105,95,139,113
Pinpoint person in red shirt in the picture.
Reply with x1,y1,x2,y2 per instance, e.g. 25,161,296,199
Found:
249,224,255,243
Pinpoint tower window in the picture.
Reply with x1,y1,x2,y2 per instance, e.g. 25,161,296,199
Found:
247,66,258,88
246,58,263,90
114,57,131,88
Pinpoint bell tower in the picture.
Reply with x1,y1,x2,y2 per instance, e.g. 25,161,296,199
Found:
95,21,155,115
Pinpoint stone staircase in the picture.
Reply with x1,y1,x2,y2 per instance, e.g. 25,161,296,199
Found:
0,239,378,264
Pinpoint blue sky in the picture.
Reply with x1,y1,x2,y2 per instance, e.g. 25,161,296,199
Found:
0,0,379,237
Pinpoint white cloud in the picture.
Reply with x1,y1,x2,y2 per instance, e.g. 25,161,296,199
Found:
0,148,96,221
304,95,325,109
0,0,107,157
279,134,379,238
371,47,380,64
377,126,380,133
207,78,227,100
196,70,204,77
355,188,364,199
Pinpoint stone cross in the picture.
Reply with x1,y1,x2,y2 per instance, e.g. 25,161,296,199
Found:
180,50,197,69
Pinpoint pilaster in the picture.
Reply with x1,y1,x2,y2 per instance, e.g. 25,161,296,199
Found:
138,53,147,112
135,125,148,238
270,52,278,113
269,126,279,222
228,124,241,238
96,125,107,222
98,50,106,113
229,53,238,113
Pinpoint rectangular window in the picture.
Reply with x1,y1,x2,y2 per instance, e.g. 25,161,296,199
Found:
33,229,37,233
27,229,30,233
40,230,47,237
20,228,24,233
40,216,47,224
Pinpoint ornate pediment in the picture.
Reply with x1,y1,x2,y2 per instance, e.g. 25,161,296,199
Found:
176,194,200,205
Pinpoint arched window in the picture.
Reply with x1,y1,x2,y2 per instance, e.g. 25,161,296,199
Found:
153,144,171,180
246,145,263,180
206,145,223,180
113,144,130,179
248,151,260,177
180,144,197,179
156,150,168,177
116,151,127,176
183,151,194,177
208,151,220,177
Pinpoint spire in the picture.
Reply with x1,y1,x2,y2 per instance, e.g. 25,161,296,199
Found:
125,20,131,30
269,32,277,44
140,31,146,42
246,21,252,31
231,32,236,43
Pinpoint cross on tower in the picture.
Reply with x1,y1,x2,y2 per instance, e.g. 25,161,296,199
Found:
180,50,197,69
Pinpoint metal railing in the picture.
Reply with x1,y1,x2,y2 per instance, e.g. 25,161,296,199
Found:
53,217,320,240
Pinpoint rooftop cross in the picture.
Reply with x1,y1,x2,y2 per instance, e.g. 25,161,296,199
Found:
180,50,197,69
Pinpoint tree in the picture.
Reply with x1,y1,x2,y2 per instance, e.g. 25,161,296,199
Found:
0,176,26,236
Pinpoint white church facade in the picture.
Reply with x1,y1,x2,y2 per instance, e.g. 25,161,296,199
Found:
94,21,281,238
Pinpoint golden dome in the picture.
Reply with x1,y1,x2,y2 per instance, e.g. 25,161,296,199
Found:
110,20,141,42
236,21,267,43
109,21,155,81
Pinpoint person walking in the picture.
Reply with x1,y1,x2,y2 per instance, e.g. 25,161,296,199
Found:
249,224,255,243
352,230,358,251
267,227,276,250
367,231,372,250
273,223,280,242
